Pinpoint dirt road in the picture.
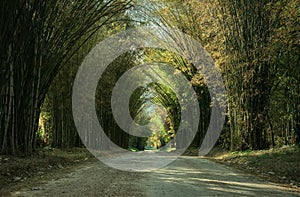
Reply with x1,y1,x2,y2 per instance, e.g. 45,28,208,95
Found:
11,156,300,196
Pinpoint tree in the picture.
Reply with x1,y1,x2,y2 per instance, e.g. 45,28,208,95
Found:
0,0,131,154
143,0,299,151
216,0,287,150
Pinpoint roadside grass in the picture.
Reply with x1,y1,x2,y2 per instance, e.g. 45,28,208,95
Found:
207,145,300,189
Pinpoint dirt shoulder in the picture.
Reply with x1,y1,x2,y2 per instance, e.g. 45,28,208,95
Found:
0,148,96,195
204,146,300,190
11,160,144,197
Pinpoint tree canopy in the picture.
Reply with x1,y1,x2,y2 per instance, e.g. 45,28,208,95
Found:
0,0,299,155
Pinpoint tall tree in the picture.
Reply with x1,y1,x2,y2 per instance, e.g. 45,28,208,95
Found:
0,0,131,154
216,0,288,150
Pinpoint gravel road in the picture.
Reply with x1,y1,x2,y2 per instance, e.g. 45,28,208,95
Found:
11,156,300,197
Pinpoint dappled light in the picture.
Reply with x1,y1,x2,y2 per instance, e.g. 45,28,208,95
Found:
0,0,299,195
143,157,299,196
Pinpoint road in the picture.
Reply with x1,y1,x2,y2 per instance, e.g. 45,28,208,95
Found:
11,156,300,196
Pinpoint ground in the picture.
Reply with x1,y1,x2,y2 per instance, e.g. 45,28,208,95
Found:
0,148,95,195
204,145,300,188
0,147,300,196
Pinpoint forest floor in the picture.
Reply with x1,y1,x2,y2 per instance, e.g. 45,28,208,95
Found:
0,146,299,196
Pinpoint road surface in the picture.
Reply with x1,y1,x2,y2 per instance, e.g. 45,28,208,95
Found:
11,156,300,196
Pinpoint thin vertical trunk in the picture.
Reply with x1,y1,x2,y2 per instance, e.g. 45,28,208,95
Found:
1,69,13,153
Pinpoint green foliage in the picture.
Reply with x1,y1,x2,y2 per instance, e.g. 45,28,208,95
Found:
1,0,298,155
0,0,132,154
128,147,140,152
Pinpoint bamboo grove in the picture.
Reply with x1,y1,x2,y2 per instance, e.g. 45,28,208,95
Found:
156,0,300,150
1,0,299,155
0,0,131,154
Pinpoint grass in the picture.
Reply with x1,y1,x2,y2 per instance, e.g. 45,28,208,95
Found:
207,145,300,189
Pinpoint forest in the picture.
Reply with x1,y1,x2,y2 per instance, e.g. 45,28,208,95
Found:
0,0,299,156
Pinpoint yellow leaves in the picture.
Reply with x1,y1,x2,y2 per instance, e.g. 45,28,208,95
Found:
163,7,169,13
191,73,206,87
174,69,181,75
